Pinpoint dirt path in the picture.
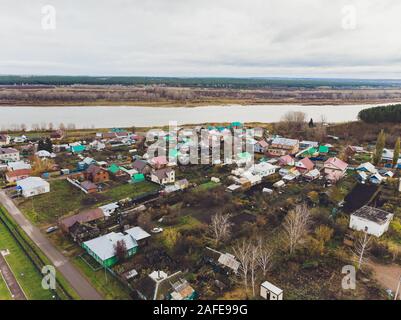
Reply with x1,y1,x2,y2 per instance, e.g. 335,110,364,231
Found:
0,253,26,300
0,191,103,300
368,261,401,295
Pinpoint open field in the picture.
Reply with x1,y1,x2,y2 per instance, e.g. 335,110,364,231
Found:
18,180,159,226
2,81,401,107
0,215,53,300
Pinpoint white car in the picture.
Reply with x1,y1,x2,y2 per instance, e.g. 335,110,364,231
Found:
151,227,164,234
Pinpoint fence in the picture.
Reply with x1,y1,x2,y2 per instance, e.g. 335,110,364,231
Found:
0,208,73,300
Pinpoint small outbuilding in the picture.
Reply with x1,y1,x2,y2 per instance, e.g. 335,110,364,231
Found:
349,206,393,237
260,281,283,300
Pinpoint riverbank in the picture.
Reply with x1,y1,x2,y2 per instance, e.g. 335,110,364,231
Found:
0,103,386,130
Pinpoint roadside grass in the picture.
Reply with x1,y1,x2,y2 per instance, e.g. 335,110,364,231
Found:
73,256,131,300
18,180,159,225
0,220,53,300
0,274,12,300
0,207,80,300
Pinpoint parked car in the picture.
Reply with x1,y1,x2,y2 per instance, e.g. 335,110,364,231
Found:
46,226,58,234
151,227,163,233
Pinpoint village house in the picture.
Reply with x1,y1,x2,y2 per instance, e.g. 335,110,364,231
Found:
125,226,151,245
267,138,299,157
370,173,385,185
0,147,20,162
85,164,110,183
108,164,130,181
82,231,138,268
59,208,105,234
7,161,31,171
0,134,11,146
70,144,86,154
299,140,319,149
304,168,321,181
16,177,50,197
349,206,394,237
36,150,56,158
253,140,269,154
5,168,32,183
148,156,169,169
77,157,97,171
99,202,119,218
323,157,348,182
89,140,106,151
278,155,295,166
150,168,175,185
295,157,315,174
356,162,377,175
132,159,151,174
249,162,277,177
382,148,401,167
80,180,99,194
136,271,196,301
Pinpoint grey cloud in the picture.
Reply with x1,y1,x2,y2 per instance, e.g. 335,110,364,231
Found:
0,0,401,78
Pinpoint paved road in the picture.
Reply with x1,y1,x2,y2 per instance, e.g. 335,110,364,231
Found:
0,191,103,300
0,254,26,300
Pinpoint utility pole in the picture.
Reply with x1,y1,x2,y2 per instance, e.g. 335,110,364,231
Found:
394,275,401,301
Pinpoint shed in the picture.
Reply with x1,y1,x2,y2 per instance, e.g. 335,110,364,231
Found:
260,281,283,300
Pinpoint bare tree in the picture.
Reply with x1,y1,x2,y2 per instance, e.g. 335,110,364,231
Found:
257,238,274,277
283,204,311,255
232,240,251,295
249,244,259,297
210,212,232,246
353,230,372,269
281,111,306,131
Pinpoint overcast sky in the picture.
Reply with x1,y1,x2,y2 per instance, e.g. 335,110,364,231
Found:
1,0,401,78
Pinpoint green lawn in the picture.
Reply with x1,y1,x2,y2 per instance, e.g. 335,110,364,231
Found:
0,275,12,300
104,181,159,201
0,221,54,300
19,179,159,225
73,256,131,300
195,181,221,191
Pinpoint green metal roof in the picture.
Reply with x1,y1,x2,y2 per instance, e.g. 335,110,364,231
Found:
319,145,329,153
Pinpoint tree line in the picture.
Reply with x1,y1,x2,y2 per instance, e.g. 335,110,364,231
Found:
358,104,401,123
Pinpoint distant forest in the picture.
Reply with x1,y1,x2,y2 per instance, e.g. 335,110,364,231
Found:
358,104,401,123
1,75,401,89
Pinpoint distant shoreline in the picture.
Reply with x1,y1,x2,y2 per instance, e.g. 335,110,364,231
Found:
0,99,400,108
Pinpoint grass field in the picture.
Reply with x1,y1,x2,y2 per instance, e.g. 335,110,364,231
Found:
0,220,53,300
0,207,79,300
18,179,159,225
73,256,131,300
0,275,12,300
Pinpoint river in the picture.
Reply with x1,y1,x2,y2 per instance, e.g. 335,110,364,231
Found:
0,103,393,130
